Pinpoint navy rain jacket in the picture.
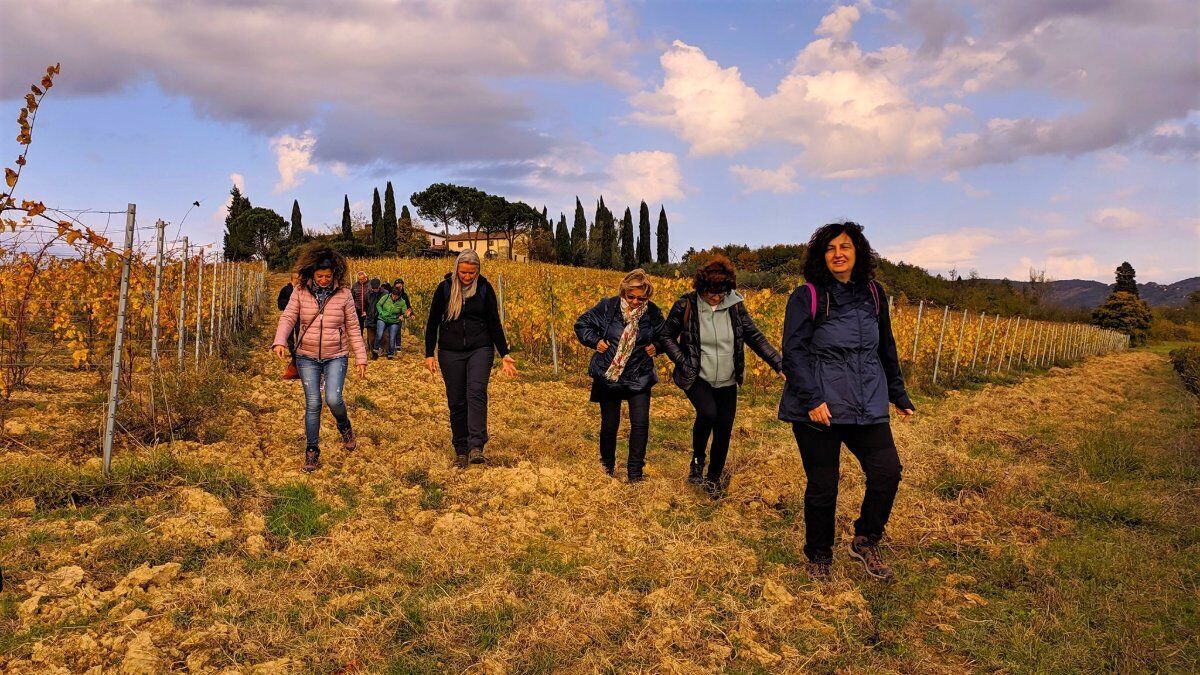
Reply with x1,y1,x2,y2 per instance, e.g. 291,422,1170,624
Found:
574,296,664,393
778,279,914,425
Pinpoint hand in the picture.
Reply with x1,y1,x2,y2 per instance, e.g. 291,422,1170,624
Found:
896,407,916,421
777,369,787,381
501,355,518,377
272,345,288,360
808,402,832,426
425,357,438,375
356,363,367,379
645,344,657,357
596,340,609,353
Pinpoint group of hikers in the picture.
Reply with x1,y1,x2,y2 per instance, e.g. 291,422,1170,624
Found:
271,222,916,581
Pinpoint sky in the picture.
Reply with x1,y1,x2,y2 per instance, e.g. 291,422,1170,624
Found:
1,0,1197,283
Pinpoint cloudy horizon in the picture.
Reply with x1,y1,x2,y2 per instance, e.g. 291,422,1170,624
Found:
1,0,1196,283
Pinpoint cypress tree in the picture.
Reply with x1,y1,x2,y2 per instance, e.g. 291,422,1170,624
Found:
570,197,587,265
289,199,303,243
541,206,549,232
636,201,651,265
383,181,398,252
620,207,635,270
656,205,669,264
341,195,352,240
222,184,253,260
371,188,383,250
555,213,571,263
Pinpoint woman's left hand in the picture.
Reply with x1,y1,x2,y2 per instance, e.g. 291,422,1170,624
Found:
645,344,657,357
356,363,367,379
896,406,915,421
501,355,518,377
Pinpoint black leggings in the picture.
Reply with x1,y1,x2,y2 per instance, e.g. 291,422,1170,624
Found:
685,379,738,482
598,391,651,476
792,422,903,561
438,346,494,454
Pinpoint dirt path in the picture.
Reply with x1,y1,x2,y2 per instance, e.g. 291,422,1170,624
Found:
2,300,1196,673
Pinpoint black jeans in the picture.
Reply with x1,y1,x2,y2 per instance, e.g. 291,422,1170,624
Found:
598,391,651,476
792,422,903,562
438,347,494,454
685,379,738,482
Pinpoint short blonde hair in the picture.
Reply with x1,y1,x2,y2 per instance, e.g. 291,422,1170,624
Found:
619,268,653,299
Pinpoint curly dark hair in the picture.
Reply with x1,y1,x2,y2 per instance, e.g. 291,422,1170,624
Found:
693,255,737,295
293,242,349,288
801,222,878,286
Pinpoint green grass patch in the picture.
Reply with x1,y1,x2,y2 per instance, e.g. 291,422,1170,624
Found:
265,483,333,540
510,540,578,577
929,462,996,501
353,393,378,411
468,604,516,651
1073,431,1144,480
1045,486,1153,527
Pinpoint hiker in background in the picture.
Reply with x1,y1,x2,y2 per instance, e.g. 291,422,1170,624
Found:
350,270,371,335
389,278,415,351
365,278,385,359
780,221,915,583
272,243,368,473
659,256,783,498
574,269,664,482
424,249,518,469
277,272,302,358
375,284,410,359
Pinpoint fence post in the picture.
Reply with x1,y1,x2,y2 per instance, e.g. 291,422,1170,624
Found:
209,260,218,355
547,274,559,375
176,237,189,366
497,273,507,326
994,317,1012,375
910,300,925,363
984,313,1001,370
1005,316,1021,372
970,311,985,371
952,308,968,381
149,219,166,363
102,204,136,476
194,249,204,370
932,305,950,384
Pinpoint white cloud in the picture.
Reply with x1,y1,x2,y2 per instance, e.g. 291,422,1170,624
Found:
609,151,687,204
730,164,803,194
209,172,245,228
1015,255,1104,280
884,228,999,273
1088,207,1152,231
269,131,318,193
815,5,861,40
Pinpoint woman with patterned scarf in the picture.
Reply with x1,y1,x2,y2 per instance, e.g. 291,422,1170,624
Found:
574,269,665,482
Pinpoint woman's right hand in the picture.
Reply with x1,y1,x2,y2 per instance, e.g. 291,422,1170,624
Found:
272,345,288,360
596,339,609,353
425,357,438,375
808,402,832,426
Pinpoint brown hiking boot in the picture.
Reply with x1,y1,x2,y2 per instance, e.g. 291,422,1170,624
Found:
806,559,832,583
468,447,485,465
849,536,894,580
303,446,321,473
340,427,357,452
453,453,469,470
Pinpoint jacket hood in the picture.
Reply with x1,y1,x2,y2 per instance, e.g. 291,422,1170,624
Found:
708,288,743,311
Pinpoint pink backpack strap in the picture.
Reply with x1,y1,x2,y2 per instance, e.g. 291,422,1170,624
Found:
804,282,817,320
868,280,880,316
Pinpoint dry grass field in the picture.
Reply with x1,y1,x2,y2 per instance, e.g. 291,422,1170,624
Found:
1,292,1196,673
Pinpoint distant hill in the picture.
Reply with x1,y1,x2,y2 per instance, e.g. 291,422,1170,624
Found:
980,277,1200,309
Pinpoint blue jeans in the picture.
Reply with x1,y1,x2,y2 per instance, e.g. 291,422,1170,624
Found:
296,355,351,448
374,320,401,356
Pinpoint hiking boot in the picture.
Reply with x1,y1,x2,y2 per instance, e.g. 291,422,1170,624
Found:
453,453,469,470
303,446,321,473
806,559,833,583
340,427,357,452
687,457,704,485
601,462,615,477
849,536,894,580
627,471,644,484
386,354,394,360
370,349,378,360
468,447,485,465
702,479,724,500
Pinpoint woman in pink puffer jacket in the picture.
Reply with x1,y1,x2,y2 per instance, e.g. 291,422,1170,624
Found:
272,244,368,472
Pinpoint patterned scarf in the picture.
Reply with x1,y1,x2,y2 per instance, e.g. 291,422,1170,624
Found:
604,298,647,382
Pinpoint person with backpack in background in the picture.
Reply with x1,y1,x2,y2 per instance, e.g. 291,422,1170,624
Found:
574,269,664,482
375,285,410,359
272,244,368,473
365,278,385,359
277,272,302,359
780,221,915,583
389,278,415,351
658,256,783,498
425,250,518,468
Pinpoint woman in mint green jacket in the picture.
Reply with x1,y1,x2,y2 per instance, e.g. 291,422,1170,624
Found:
374,288,410,359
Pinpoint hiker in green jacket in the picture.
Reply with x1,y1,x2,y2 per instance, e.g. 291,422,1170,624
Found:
374,287,410,359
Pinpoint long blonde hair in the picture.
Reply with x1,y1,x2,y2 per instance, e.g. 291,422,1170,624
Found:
446,249,481,321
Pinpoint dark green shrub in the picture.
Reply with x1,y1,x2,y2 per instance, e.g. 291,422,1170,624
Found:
1169,346,1200,395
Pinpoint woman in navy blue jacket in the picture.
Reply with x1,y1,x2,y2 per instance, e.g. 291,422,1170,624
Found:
574,269,664,482
780,222,915,582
